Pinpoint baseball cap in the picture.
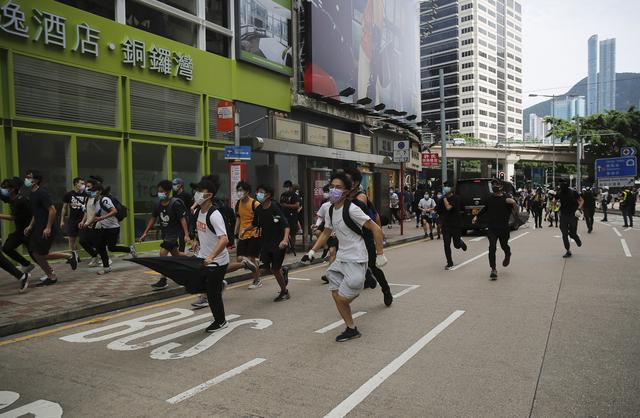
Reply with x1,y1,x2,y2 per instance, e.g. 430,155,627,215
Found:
172,178,184,186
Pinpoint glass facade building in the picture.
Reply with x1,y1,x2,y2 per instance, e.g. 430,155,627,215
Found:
598,38,616,113
587,34,598,116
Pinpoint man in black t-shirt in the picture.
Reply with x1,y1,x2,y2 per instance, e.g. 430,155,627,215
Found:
558,181,583,258
61,177,87,261
244,184,291,302
172,177,194,250
0,177,35,273
279,180,301,252
581,187,596,233
140,180,190,290
441,183,467,269
474,181,517,280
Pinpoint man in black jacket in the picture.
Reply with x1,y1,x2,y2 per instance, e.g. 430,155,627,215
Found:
440,183,467,270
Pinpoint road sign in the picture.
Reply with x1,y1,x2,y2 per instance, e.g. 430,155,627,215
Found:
597,177,636,188
621,147,637,157
393,140,410,163
595,156,637,178
224,145,251,160
421,153,439,167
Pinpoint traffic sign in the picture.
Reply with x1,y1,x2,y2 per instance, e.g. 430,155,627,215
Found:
595,156,637,178
393,140,410,163
597,177,635,188
224,145,251,160
621,147,637,157
421,153,439,167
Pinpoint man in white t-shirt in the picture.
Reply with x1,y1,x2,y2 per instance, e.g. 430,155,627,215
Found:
418,192,436,239
303,173,387,342
192,177,231,333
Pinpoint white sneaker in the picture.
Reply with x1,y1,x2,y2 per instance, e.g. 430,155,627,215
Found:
87,257,99,267
191,295,209,308
97,267,112,275
248,279,263,289
129,245,138,258
108,258,113,267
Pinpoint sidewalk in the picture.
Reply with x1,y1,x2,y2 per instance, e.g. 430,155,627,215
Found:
0,222,425,337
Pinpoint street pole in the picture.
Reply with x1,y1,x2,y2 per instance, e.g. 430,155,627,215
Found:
551,95,556,189
496,154,499,178
399,162,404,236
234,107,240,147
439,69,447,185
576,116,581,190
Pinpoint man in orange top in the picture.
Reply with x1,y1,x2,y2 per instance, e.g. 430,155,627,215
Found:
235,181,262,289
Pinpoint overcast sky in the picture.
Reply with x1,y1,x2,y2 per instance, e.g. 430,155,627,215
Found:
522,0,640,108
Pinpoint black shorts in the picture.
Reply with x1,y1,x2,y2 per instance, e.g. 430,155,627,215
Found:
66,218,82,237
160,239,179,251
259,247,286,270
29,227,56,255
327,236,339,250
237,237,261,258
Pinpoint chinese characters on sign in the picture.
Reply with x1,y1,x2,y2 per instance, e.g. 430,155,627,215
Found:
422,153,439,168
0,1,194,80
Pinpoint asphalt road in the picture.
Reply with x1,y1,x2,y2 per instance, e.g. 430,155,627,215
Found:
1,214,639,418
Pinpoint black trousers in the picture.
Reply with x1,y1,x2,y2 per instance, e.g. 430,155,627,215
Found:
560,215,580,251
365,239,391,294
205,264,228,324
79,228,99,258
584,209,595,231
533,207,543,227
601,200,608,220
96,228,131,267
443,226,465,265
487,228,510,269
0,245,22,279
2,232,32,267
622,206,634,227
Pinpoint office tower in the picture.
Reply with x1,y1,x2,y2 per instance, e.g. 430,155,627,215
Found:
598,38,616,112
587,35,598,115
420,0,524,143
553,96,586,120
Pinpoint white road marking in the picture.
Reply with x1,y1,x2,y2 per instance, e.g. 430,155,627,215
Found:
388,283,418,287
288,277,311,281
470,236,486,242
0,392,63,417
450,232,529,271
323,310,465,418
392,285,421,299
166,358,266,404
620,239,632,257
314,312,367,334
613,227,623,237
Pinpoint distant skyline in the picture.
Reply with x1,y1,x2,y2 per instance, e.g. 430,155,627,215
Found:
523,0,640,109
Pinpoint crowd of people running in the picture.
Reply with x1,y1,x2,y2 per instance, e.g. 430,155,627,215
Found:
0,167,637,341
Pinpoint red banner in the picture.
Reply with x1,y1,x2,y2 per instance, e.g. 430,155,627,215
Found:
217,100,234,132
421,153,439,167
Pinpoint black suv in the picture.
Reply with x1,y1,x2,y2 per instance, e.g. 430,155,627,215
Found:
457,178,518,232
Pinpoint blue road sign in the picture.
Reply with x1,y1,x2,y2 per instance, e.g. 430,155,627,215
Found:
595,156,637,178
224,145,251,160
621,147,637,157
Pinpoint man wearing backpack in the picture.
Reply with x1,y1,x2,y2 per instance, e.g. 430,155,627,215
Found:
242,184,291,302
302,172,387,342
139,180,191,290
234,181,262,289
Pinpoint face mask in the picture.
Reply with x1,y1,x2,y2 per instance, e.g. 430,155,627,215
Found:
437,193,442,199
322,192,330,199
442,186,451,194
237,191,245,199
172,185,179,192
0,188,9,197
329,188,343,203
424,194,429,199
24,178,33,188
256,192,266,203
88,190,97,198
194,191,208,205
158,192,168,200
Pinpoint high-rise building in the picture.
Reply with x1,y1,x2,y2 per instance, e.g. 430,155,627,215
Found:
420,0,524,143
598,38,616,112
587,35,598,115
528,113,548,142
553,96,586,120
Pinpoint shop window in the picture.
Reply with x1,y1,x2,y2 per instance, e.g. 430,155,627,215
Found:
206,29,231,57
172,147,202,192
206,0,229,27
126,1,198,47
132,143,168,239
77,138,122,201
157,0,197,15
18,132,71,251
54,0,116,20
209,150,229,203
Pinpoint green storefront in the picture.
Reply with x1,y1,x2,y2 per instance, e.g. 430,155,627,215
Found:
0,0,290,252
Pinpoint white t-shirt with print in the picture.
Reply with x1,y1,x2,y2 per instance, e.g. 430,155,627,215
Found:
315,201,332,227
419,197,436,213
96,197,120,229
326,203,371,263
196,209,230,266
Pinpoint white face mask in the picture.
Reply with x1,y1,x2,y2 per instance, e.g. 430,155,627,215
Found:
237,190,245,199
194,191,207,205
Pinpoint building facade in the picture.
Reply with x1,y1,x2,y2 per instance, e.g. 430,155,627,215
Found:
527,113,548,142
587,34,598,116
553,96,586,121
420,0,524,143
598,38,616,113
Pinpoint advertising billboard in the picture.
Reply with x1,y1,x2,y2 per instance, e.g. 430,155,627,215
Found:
304,0,421,121
236,0,293,75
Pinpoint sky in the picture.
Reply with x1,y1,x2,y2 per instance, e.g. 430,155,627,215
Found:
522,0,640,109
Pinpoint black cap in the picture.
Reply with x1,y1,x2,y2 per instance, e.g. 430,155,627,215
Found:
190,179,217,193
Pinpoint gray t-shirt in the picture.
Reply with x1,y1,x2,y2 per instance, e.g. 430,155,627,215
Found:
95,197,120,229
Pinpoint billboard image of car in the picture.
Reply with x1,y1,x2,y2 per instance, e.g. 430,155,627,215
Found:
236,0,293,75
303,0,421,121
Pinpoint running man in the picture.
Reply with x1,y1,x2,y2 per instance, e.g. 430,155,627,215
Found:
558,181,583,258
440,183,467,270
303,172,387,342
79,176,105,267
23,170,78,286
139,180,191,290
581,186,596,233
60,177,88,262
418,191,436,239
473,180,518,280
279,180,301,251
0,240,29,291
234,181,262,289
243,184,291,302
0,177,36,275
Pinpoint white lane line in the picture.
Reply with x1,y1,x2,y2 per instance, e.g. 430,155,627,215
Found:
620,239,632,257
388,283,417,287
392,285,421,299
288,277,312,281
613,227,623,237
314,312,367,334
470,236,486,242
450,232,529,271
166,358,266,404
323,310,465,418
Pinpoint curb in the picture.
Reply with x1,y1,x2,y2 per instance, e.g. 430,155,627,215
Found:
0,234,426,338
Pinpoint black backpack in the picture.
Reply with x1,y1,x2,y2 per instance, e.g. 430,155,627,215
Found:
100,195,128,222
328,199,364,237
195,199,235,247
355,191,378,221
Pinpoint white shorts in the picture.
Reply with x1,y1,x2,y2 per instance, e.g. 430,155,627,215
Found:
326,261,368,299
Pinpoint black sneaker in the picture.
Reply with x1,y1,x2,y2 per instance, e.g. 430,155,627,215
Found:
364,273,377,289
282,266,289,287
383,290,393,307
336,327,361,342
430,233,434,240
575,236,582,247
445,264,454,270
490,269,498,280
35,278,58,287
562,251,572,258
274,290,290,302
205,320,228,333
151,277,168,290
66,253,78,271
502,253,511,267
461,241,468,251
19,273,29,292
321,275,329,283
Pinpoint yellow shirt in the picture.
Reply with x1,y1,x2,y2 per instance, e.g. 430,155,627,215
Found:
237,197,260,239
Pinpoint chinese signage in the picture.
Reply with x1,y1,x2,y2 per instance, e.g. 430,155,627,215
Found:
595,157,637,178
393,140,410,163
332,130,352,150
274,117,302,142
224,145,251,160
408,145,421,171
422,153,439,167
0,0,193,81
306,124,329,147
353,134,371,154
